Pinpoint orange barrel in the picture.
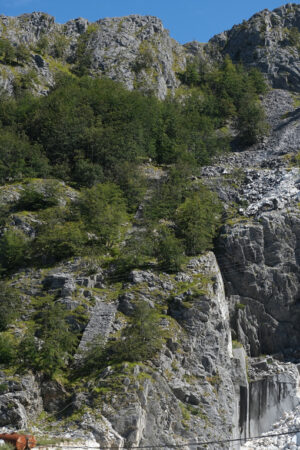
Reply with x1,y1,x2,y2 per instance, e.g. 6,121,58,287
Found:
0,433,37,450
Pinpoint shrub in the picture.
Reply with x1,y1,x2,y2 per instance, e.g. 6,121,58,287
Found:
0,39,16,64
177,60,201,86
132,42,154,73
155,226,185,272
35,35,49,55
80,302,164,374
115,230,155,275
15,44,31,65
19,303,77,377
17,182,59,211
52,34,69,58
288,27,300,47
0,204,10,227
114,302,164,362
237,94,269,145
77,183,128,249
0,228,29,272
0,333,16,364
0,443,15,450
13,70,39,96
175,188,222,256
78,334,106,373
71,24,98,76
0,282,22,331
33,221,87,264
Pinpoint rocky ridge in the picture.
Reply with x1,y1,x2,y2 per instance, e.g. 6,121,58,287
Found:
2,4,300,98
207,3,300,91
0,12,185,98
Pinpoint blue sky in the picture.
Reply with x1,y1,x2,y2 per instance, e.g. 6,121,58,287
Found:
0,0,299,43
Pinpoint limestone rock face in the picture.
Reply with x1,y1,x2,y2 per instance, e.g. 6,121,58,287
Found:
0,13,185,99
194,85,300,446
71,252,238,448
82,15,185,99
2,5,300,97
203,89,300,360
208,4,300,91
219,210,300,356
0,373,42,429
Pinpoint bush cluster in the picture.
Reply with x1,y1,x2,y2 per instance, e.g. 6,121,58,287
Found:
178,55,269,145
0,38,30,65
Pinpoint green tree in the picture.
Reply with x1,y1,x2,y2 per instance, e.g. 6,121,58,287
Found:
115,230,155,275
0,283,22,331
182,61,200,86
0,333,16,364
15,44,31,65
114,302,164,362
144,165,190,223
175,188,222,256
237,93,269,145
0,128,49,183
0,39,16,64
0,228,29,272
19,303,77,377
78,183,128,249
72,152,104,187
155,226,185,272
33,221,87,264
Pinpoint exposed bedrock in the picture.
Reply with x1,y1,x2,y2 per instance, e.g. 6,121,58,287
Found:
217,209,300,357
208,4,300,92
248,371,300,437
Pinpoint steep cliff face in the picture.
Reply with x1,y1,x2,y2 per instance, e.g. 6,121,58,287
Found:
0,252,238,448
0,5,300,449
202,88,300,360
1,4,300,98
208,3,300,91
195,85,300,447
81,15,185,98
0,248,298,448
0,12,185,98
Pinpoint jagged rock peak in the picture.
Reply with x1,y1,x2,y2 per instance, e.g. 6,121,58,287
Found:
207,3,300,91
0,12,185,99
96,14,164,29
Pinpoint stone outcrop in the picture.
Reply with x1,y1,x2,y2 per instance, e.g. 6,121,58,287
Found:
201,89,300,361
0,248,297,448
82,15,185,99
0,373,42,429
207,3,300,91
0,13,185,99
1,4,300,98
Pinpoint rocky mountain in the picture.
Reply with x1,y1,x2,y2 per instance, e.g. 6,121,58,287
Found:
1,4,300,99
208,3,300,91
0,4,300,450
0,12,185,98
